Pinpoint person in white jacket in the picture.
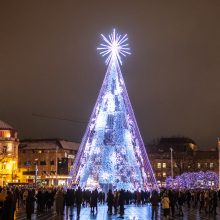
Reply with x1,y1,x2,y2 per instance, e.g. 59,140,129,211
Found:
161,192,170,219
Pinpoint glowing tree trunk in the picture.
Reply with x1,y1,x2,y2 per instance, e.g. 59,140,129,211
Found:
68,29,158,191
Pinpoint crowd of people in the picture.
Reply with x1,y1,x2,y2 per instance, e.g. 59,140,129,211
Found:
151,189,219,219
0,185,220,219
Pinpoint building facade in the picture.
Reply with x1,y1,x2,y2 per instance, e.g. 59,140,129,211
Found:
18,139,79,186
0,120,19,186
147,137,218,187
16,136,218,188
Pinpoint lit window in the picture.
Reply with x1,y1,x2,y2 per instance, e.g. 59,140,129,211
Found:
40,161,46,165
162,163,166,168
162,172,166,177
2,163,6,169
0,130,11,138
3,146,7,154
7,143,12,152
157,173,161,177
5,131,11,138
204,163,208,168
25,161,31,166
157,163,161,168
38,150,42,154
198,163,201,168
210,163,214,168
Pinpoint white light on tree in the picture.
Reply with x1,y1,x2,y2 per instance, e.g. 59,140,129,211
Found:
97,29,131,65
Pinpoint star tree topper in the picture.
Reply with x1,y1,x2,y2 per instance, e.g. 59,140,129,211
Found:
97,29,131,65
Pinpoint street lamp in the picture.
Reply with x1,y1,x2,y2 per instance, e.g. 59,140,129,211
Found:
218,138,220,189
55,146,58,186
35,158,38,187
170,147,174,187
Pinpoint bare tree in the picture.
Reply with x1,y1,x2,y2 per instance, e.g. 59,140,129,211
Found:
173,151,195,175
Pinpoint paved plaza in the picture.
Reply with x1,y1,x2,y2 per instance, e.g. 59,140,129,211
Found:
15,204,219,220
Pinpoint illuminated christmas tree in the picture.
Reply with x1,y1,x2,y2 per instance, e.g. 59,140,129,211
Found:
68,29,158,191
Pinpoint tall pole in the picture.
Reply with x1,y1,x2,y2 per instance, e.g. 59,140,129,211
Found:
218,138,220,189
35,159,38,187
170,147,174,187
55,146,58,186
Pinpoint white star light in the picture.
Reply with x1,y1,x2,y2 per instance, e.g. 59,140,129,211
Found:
97,29,131,65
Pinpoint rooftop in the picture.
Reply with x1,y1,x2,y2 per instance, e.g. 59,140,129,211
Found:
19,138,79,151
0,120,14,130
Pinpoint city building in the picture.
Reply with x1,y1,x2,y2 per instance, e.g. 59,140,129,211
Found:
147,137,218,187
0,120,19,186
18,139,79,186
0,115,217,189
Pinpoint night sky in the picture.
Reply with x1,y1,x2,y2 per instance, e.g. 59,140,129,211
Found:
1,1,220,148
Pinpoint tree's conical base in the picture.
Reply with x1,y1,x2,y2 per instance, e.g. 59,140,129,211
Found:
68,59,158,191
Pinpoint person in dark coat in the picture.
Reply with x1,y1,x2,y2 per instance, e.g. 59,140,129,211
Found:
150,190,159,220
14,187,20,209
55,189,64,216
75,187,83,218
186,190,191,209
178,191,184,217
113,190,119,214
26,190,35,220
65,189,75,217
107,189,114,215
212,191,218,215
118,189,125,216
45,190,53,211
36,190,43,212
2,190,14,220
168,190,177,218
90,189,98,214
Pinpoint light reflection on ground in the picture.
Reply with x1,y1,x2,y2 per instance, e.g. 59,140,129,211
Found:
15,204,219,220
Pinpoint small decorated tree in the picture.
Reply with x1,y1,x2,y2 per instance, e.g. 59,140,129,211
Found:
166,171,219,189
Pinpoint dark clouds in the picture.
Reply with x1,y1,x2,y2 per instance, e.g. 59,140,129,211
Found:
0,1,220,148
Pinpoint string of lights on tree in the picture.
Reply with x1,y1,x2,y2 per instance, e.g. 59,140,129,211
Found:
166,171,218,189
68,29,158,191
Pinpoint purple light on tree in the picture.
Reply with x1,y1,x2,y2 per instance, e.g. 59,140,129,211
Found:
67,29,158,191
166,171,219,189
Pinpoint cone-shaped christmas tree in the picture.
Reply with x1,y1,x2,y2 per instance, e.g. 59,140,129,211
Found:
68,29,158,191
